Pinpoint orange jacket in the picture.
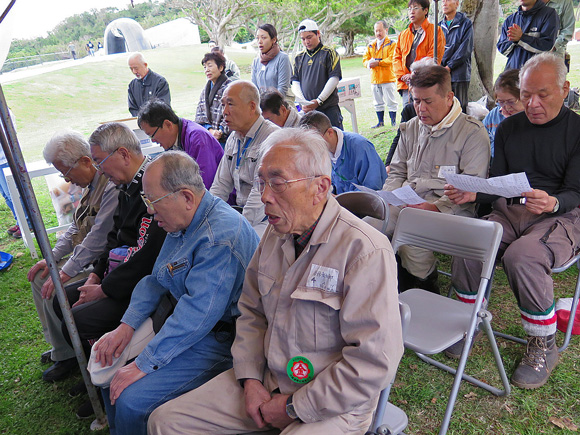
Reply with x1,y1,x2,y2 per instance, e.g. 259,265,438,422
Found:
393,18,446,91
362,38,397,84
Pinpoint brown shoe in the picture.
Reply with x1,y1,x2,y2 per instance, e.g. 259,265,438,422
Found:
511,334,559,389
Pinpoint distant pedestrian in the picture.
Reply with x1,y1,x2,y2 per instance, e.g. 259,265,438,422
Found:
87,41,95,56
363,20,398,127
440,0,474,113
68,42,76,60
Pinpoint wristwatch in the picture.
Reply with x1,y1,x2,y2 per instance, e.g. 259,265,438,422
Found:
551,197,560,214
286,394,300,420
316,97,323,107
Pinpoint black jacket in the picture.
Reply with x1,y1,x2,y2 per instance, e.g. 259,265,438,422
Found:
128,69,171,116
93,159,167,301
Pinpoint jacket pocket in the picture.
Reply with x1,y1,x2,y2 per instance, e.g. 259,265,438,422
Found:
291,286,343,353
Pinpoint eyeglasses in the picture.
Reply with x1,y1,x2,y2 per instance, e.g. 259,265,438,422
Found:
148,126,160,139
92,148,118,172
496,98,519,108
254,176,320,194
59,159,80,180
141,189,182,213
408,6,423,12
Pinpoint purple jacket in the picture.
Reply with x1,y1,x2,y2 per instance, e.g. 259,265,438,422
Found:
179,118,224,189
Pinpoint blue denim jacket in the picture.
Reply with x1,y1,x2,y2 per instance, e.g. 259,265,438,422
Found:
121,191,260,374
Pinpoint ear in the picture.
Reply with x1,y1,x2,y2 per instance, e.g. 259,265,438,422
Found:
313,176,332,205
116,147,130,162
163,119,173,129
79,155,93,168
181,189,198,210
249,100,257,113
563,80,571,97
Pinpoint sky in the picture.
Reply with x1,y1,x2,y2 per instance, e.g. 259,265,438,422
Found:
6,0,149,40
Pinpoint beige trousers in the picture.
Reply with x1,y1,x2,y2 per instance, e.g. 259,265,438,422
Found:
30,258,91,361
148,368,374,435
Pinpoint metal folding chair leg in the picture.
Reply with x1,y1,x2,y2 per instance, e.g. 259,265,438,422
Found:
415,311,510,435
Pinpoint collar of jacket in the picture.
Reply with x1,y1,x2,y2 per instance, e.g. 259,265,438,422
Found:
519,0,545,15
407,17,434,34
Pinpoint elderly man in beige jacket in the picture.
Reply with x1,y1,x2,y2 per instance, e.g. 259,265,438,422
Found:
148,127,403,435
382,63,490,294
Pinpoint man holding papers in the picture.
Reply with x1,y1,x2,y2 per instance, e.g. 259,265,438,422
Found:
380,63,489,293
444,53,580,389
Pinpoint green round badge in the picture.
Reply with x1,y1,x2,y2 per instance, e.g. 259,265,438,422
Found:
287,356,314,384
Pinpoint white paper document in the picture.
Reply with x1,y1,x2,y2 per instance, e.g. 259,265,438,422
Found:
353,184,426,206
444,172,532,198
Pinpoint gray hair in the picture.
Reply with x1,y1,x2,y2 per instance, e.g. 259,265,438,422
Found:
375,20,388,29
520,52,567,88
149,151,205,195
128,52,146,65
410,57,436,73
260,128,332,196
43,130,90,167
89,122,142,155
227,80,260,111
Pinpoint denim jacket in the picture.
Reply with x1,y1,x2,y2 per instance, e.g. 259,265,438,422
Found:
121,191,260,374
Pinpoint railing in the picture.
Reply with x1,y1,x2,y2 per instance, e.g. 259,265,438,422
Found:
1,51,73,74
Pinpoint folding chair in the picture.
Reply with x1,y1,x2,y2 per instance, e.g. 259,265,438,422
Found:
392,208,510,435
336,191,389,233
494,249,580,353
366,301,410,435
245,302,410,435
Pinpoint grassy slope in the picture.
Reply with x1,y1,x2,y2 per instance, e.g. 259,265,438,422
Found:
1,43,579,434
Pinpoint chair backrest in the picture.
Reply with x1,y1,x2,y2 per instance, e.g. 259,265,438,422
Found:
336,191,387,221
391,208,502,280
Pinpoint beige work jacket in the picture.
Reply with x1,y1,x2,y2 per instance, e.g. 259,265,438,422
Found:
232,196,403,423
385,100,490,216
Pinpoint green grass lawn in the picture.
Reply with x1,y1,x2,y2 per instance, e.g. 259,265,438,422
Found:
1,43,580,434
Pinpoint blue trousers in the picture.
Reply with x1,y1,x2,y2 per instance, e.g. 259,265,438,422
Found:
102,331,233,435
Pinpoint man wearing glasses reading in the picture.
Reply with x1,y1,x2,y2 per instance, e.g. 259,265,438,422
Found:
149,128,403,435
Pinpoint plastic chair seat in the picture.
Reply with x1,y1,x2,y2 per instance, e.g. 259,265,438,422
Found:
399,289,474,355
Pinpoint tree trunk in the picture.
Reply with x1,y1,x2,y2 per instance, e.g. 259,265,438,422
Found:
342,31,355,57
461,0,500,108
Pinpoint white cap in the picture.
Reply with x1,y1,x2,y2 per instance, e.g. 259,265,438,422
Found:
88,318,155,387
298,19,319,33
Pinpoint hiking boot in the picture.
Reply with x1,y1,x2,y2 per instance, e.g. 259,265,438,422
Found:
371,122,384,129
444,328,483,359
12,227,22,239
6,224,19,235
511,334,559,389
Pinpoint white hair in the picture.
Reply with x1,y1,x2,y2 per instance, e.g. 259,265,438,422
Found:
43,130,90,167
89,122,142,155
520,52,567,88
128,52,146,65
260,127,332,197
